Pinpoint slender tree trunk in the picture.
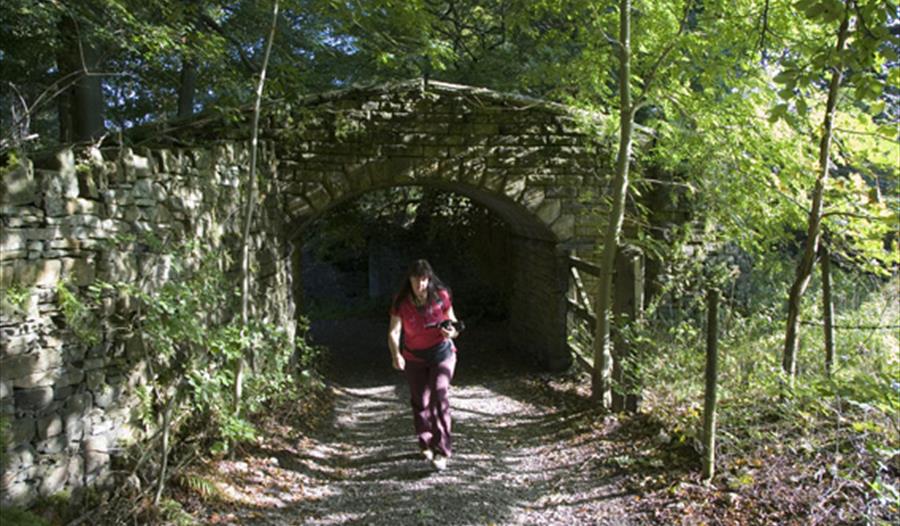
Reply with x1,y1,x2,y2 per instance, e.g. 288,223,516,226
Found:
821,239,835,374
177,57,197,118
782,11,850,380
235,0,279,416
57,14,105,141
592,0,634,406
153,394,176,506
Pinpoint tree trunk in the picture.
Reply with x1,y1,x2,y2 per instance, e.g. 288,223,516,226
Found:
612,245,643,412
235,0,280,417
57,14,105,141
782,11,850,380
177,57,197,118
592,0,634,406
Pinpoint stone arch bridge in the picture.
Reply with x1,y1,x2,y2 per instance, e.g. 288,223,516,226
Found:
0,79,628,505
257,79,614,371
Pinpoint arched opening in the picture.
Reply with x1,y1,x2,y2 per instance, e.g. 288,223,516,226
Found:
291,183,572,382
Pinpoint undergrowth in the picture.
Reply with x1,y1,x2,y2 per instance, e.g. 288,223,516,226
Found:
632,253,899,524
20,239,328,526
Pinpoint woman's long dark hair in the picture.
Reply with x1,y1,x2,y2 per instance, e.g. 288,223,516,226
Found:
391,259,449,312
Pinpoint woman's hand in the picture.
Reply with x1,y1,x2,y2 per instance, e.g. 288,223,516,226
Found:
441,324,458,339
391,352,406,371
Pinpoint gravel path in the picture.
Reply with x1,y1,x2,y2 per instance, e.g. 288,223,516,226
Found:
191,319,645,525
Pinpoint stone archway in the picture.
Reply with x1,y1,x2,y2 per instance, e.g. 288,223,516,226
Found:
266,79,613,370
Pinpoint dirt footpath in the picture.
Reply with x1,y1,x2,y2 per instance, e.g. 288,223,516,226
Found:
188,319,651,525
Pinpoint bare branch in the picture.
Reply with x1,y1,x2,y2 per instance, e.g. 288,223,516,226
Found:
821,210,880,221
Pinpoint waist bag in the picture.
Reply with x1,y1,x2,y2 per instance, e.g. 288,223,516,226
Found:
406,339,453,365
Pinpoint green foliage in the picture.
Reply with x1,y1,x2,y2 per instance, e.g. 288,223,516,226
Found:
56,280,101,346
630,244,899,517
0,507,52,526
1,150,21,176
109,246,300,449
1,284,31,316
69,239,318,459
156,497,196,526
175,473,222,500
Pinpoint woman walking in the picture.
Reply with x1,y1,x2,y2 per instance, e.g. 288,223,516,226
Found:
388,259,461,471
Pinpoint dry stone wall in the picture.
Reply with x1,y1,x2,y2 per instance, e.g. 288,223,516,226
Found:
0,143,294,506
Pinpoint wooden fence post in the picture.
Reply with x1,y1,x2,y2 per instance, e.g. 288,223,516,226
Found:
821,243,835,375
702,288,720,481
612,244,644,413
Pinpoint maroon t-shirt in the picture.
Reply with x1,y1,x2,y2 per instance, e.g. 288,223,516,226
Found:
391,288,456,363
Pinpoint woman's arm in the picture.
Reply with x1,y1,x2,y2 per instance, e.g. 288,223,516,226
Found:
388,314,405,370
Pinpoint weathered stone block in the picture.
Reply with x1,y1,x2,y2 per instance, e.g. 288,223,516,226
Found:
67,455,85,486
536,198,562,225
0,475,35,507
38,413,63,439
44,149,79,195
92,384,117,409
4,445,35,471
0,259,61,288
1,158,36,206
121,149,152,180
0,228,28,255
1,347,63,381
57,367,85,388
123,334,144,362
85,370,104,390
15,386,53,411
83,435,109,475
550,214,575,239
53,385,74,401
38,456,69,496
0,333,37,356
13,368,60,388
78,166,100,199
303,183,330,211
9,414,35,445
64,411,88,443
97,251,138,283
61,257,95,287
36,434,66,454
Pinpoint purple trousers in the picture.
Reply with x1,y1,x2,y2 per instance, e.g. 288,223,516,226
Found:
403,352,456,457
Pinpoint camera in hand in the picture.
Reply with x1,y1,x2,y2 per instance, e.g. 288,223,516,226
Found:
439,319,465,332
427,319,465,332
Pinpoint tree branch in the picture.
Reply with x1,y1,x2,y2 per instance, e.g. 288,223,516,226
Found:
756,0,771,57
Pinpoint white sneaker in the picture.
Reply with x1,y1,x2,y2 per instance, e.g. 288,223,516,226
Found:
431,454,448,471
421,448,434,461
